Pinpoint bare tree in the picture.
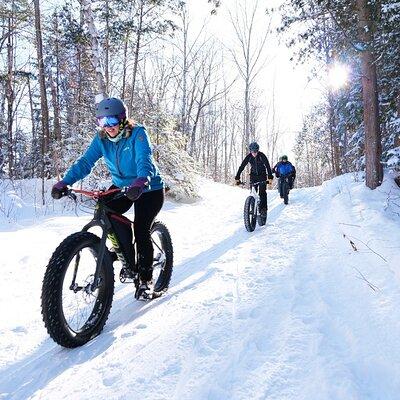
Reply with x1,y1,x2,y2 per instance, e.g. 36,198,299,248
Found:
129,0,144,112
229,0,271,155
264,75,280,164
6,11,15,177
34,0,51,204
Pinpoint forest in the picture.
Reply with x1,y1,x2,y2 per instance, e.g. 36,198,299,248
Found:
0,0,399,204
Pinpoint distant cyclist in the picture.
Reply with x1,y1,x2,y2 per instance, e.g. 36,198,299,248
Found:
273,155,296,198
235,142,273,216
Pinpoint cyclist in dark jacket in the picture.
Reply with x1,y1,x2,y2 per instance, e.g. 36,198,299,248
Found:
235,142,273,216
273,155,296,198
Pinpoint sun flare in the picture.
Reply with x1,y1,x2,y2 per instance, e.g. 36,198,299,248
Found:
328,63,349,89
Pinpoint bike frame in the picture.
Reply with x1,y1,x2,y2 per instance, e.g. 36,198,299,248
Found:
249,185,260,213
249,180,267,210
67,188,131,292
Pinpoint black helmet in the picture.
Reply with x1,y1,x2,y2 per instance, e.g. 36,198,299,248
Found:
95,97,127,119
281,154,288,161
249,142,260,152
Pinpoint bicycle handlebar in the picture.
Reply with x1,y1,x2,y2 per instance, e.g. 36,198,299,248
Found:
65,187,125,203
251,180,268,186
69,187,122,198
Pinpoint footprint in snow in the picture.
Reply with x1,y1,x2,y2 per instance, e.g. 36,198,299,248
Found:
250,308,262,319
103,376,118,387
135,324,147,329
120,331,136,339
12,326,28,334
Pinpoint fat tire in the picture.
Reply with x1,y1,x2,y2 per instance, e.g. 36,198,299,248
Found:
244,196,257,232
258,213,267,226
283,181,289,205
151,221,173,293
41,232,114,348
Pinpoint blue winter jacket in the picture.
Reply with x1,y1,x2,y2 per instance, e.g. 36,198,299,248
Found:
273,161,296,178
63,125,164,192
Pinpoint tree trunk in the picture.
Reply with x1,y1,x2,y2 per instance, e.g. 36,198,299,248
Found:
328,92,341,176
6,14,14,178
49,70,61,178
104,0,110,94
0,81,5,174
356,0,383,189
121,33,129,100
27,74,37,178
80,0,107,98
34,0,51,187
50,14,62,178
244,76,250,146
129,0,144,114
180,8,188,136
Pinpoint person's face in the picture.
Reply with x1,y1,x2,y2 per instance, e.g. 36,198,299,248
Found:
104,125,120,137
97,115,120,136
251,151,258,157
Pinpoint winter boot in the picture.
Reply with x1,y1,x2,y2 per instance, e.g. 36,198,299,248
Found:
135,279,154,300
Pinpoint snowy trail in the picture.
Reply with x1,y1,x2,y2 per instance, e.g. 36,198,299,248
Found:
1,176,400,399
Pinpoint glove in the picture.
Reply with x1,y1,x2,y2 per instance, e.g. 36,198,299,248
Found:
126,177,149,201
51,180,68,199
267,176,273,189
235,179,241,186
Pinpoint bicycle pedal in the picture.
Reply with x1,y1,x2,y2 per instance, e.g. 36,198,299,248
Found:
134,282,156,301
119,267,136,283
135,288,151,301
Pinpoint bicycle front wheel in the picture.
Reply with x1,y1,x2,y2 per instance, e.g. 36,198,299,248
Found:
244,196,257,232
41,232,114,348
283,181,289,205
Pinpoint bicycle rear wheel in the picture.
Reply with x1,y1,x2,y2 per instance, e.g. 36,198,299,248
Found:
151,221,173,293
244,196,257,232
257,211,267,226
41,232,114,348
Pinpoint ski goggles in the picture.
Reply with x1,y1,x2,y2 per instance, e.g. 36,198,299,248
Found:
97,115,120,128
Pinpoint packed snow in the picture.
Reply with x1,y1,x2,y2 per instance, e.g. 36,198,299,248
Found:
1,173,400,400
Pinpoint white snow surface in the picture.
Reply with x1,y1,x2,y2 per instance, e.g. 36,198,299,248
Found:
1,173,400,400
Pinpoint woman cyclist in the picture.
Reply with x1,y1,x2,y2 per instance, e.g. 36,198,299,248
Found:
51,97,164,299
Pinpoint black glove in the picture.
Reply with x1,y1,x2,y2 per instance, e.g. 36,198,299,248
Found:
51,180,68,199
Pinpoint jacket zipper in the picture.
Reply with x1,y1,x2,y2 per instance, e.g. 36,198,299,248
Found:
255,154,259,175
115,141,123,177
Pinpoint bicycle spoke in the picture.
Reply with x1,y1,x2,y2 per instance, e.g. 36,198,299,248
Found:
62,248,99,333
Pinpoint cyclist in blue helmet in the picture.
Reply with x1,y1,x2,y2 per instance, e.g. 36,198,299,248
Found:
51,97,164,299
235,142,273,216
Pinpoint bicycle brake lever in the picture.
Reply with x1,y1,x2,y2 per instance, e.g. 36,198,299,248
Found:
68,191,77,201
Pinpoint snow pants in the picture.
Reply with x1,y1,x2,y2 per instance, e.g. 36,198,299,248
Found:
107,187,164,281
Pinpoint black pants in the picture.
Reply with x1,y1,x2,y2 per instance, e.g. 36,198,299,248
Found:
250,175,267,210
107,188,164,281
